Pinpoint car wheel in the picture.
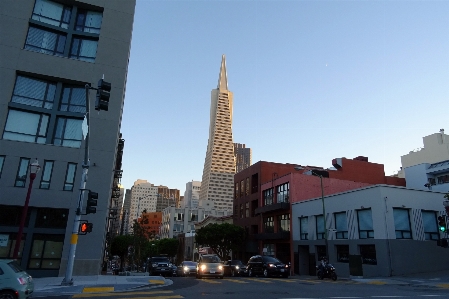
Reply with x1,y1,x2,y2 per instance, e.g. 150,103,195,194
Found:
0,291,17,299
263,269,269,278
331,273,337,281
248,269,253,277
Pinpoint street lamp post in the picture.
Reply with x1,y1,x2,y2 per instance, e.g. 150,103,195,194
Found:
13,159,40,260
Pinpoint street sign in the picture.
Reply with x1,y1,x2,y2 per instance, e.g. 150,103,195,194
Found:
82,115,88,139
0,234,9,247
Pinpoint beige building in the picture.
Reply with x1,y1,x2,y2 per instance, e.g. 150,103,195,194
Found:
199,55,235,212
128,180,158,233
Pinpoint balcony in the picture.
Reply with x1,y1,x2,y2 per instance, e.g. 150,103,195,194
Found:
255,202,290,215
254,231,290,240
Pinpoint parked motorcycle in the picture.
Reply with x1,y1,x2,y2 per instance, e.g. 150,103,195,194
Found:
316,263,337,281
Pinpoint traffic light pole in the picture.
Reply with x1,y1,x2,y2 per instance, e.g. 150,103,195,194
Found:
61,84,92,286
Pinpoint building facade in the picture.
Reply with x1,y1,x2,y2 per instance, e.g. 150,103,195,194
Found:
183,181,201,209
234,143,252,173
120,189,132,236
199,55,235,212
156,186,180,212
0,0,135,277
137,212,162,238
128,180,158,233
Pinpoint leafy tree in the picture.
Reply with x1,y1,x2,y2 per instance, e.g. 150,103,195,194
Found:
158,238,179,258
110,235,133,270
195,223,245,260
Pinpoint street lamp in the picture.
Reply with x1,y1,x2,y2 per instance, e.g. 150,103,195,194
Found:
13,159,40,259
294,166,328,260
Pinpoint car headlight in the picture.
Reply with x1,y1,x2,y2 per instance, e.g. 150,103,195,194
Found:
285,264,289,268
268,263,275,268
200,264,206,271
235,266,239,269
184,266,189,271
218,265,223,270
152,263,158,267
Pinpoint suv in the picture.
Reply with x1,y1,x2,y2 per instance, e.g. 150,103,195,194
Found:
246,255,289,278
148,256,173,276
196,254,224,279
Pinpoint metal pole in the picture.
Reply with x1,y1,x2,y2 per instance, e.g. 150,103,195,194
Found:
319,175,328,259
61,84,91,286
12,173,37,259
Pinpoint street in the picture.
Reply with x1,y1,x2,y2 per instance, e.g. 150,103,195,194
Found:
32,275,449,299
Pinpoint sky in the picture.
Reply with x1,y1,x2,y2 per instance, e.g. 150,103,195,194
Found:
120,0,449,194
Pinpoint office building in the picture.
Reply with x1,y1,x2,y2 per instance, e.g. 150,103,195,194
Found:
183,181,201,209
234,143,252,173
128,180,158,233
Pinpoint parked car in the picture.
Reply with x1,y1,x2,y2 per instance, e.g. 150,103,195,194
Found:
196,254,224,279
177,261,198,277
148,256,174,277
223,260,246,277
0,259,34,299
246,255,289,278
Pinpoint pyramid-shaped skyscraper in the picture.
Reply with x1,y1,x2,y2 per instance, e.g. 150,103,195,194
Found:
199,55,236,211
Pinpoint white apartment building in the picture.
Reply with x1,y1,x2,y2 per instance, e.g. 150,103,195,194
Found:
183,181,201,209
128,180,158,233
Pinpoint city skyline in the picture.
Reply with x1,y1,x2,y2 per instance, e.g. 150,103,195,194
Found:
120,1,449,193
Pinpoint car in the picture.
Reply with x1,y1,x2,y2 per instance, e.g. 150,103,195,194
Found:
196,254,224,279
223,260,247,277
246,255,289,278
148,256,174,277
0,259,34,299
177,261,197,277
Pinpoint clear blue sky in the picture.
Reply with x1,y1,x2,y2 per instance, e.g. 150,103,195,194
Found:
120,0,449,193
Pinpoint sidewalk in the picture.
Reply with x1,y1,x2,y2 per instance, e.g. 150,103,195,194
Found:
32,275,170,297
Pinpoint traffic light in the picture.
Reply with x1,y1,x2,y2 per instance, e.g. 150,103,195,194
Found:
79,221,93,234
95,79,111,111
438,216,446,232
86,190,98,214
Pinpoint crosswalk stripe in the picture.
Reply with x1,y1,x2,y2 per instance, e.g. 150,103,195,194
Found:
225,279,249,283
73,290,174,298
244,278,273,283
82,287,114,293
115,296,183,299
200,279,222,284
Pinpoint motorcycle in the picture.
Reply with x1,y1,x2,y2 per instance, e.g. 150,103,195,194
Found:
316,263,337,281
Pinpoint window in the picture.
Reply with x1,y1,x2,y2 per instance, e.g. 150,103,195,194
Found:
28,234,64,270
15,158,30,187
235,182,239,198
263,244,275,256
3,110,49,144
393,208,412,239
334,212,348,239
437,175,449,185
53,117,82,148
240,204,244,218
24,26,67,56
11,76,56,109
35,208,68,228
316,215,325,240
63,163,77,191
0,156,5,178
0,233,26,261
246,177,249,195
360,245,377,265
336,245,349,263
75,9,102,33
59,86,86,113
422,210,439,240
245,202,249,218
240,180,245,197
39,160,54,189
276,182,289,203
69,37,98,62
357,209,374,239
264,216,274,233
32,0,71,28
278,214,290,232
299,217,308,240
263,188,273,206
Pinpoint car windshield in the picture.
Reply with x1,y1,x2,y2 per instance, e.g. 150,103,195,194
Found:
263,257,281,263
184,261,197,266
7,261,24,273
202,256,221,263
152,257,169,262
232,260,244,266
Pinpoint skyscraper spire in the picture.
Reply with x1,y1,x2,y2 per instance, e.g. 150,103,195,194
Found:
217,54,228,91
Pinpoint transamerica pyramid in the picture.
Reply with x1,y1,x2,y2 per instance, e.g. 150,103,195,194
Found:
199,55,236,211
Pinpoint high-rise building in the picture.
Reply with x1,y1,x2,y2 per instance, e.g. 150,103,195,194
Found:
156,186,180,212
234,143,252,173
0,0,135,277
183,181,201,209
121,189,132,235
199,55,235,211
128,180,158,233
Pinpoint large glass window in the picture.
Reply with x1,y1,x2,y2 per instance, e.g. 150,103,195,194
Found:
63,163,77,191
246,177,249,195
0,156,5,179
15,158,30,187
357,209,374,239
422,210,439,240
53,117,82,148
25,26,66,56
300,217,308,240
393,208,412,239
264,216,274,233
276,182,289,203
0,233,26,262
39,160,54,189
335,212,348,239
35,208,69,228
263,244,275,256
75,9,102,33
3,110,49,144
360,245,377,265
28,234,64,270
235,182,239,199
245,202,249,218
59,86,86,113
336,245,349,263
263,188,273,206
240,180,245,197
69,37,98,62
278,214,290,232
316,215,325,240
32,0,71,28
11,76,56,109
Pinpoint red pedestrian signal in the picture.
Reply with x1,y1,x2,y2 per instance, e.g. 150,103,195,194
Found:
78,221,93,235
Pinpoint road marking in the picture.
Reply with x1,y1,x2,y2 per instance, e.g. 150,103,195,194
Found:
116,296,182,299
244,278,273,283
150,279,165,284
435,283,449,288
368,281,388,285
82,287,114,293
225,279,249,283
73,290,174,298
370,296,406,298
297,279,320,283
200,279,222,283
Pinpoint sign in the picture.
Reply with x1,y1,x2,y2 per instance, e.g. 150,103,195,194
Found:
82,115,88,139
0,234,9,247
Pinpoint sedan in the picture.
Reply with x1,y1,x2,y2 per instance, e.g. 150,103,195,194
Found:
177,261,197,277
223,260,247,277
0,259,34,299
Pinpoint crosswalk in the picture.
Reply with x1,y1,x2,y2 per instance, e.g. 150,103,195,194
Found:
73,290,182,298
197,277,361,285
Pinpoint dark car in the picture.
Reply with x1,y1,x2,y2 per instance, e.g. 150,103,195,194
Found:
196,254,224,279
148,256,173,276
246,255,289,278
223,260,246,277
177,261,198,277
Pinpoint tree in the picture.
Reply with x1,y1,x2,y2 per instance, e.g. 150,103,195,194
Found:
110,235,133,271
158,238,179,258
195,223,245,260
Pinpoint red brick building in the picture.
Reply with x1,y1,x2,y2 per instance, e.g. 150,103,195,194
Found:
138,212,162,238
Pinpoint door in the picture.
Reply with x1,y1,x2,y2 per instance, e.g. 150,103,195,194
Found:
349,255,363,276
